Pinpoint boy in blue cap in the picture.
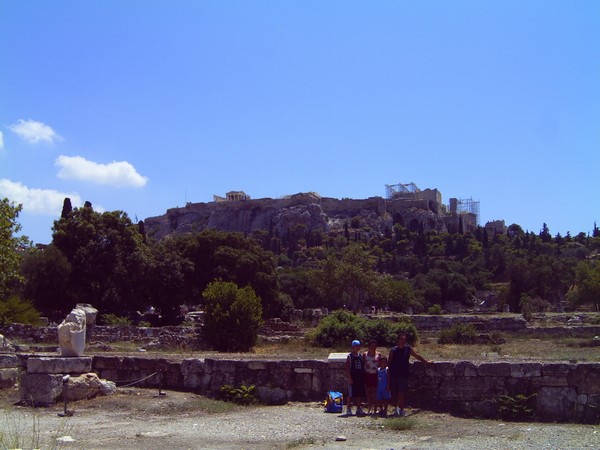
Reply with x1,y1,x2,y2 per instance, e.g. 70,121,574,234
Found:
345,339,366,416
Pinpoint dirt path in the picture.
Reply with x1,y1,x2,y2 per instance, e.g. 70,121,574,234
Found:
3,388,599,449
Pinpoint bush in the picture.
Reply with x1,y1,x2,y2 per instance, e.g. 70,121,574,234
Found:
498,393,536,421
218,383,257,405
0,296,42,326
101,313,132,326
427,304,443,315
438,323,477,344
309,310,417,348
202,281,263,352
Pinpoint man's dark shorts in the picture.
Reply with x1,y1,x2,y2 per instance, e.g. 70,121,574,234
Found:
390,376,408,398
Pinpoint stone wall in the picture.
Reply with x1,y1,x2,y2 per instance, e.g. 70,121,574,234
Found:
86,356,600,423
2,353,598,423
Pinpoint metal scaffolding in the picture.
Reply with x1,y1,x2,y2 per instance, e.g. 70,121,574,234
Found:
385,182,420,200
456,197,480,225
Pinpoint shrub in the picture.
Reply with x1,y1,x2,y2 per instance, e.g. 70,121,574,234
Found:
427,304,443,315
0,296,42,326
438,323,477,344
498,393,536,421
202,281,263,352
309,310,417,348
218,383,257,405
101,313,132,326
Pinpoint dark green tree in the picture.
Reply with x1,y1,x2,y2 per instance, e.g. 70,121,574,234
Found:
202,280,263,352
0,198,29,300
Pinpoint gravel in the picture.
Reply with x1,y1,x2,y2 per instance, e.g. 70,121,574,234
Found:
3,388,599,449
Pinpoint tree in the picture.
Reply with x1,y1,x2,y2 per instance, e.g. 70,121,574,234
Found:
568,261,600,311
51,207,148,315
202,281,263,352
61,197,73,219
0,198,29,300
21,245,74,321
171,230,278,317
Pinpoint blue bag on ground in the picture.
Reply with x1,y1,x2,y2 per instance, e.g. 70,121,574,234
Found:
324,391,343,413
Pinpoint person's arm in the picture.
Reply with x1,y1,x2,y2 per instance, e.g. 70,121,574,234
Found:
410,347,432,364
386,367,390,392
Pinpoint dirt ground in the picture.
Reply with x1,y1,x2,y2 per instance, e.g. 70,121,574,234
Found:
2,388,599,450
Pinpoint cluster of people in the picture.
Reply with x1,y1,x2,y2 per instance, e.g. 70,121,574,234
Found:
345,332,432,417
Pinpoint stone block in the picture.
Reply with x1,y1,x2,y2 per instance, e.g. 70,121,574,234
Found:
293,373,312,391
440,376,505,402
293,368,313,374
532,375,569,388
0,368,19,388
454,361,478,377
542,363,572,376
91,355,122,370
257,386,288,405
247,361,266,370
19,373,63,405
427,361,454,377
568,364,600,394
0,354,18,368
27,357,92,374
478,362,511,377
327,353,348,362
536,386,577,421
181,358,205,376
510,363,542,378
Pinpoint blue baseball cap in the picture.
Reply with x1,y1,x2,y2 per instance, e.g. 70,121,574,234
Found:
351,340,361,346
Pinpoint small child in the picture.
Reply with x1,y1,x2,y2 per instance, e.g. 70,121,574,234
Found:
376,356,391,417
345,339,366,416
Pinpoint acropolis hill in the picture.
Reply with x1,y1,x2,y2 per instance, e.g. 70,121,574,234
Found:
144,184,501,241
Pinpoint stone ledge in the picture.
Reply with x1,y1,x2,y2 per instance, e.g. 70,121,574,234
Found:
27,356,93,374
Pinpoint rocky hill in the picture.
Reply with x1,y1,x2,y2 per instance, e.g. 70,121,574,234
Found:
144,192,463,241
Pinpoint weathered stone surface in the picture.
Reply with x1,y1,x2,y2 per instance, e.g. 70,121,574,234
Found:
532,375,569,388
510,363,542,378
0,368,19,388
0,354,18,368
58,307,87,357
542,363,573,376
0,334,15,352
27,357,92,374
257,386,289,405
478,363,511,377
64,373,116,401
454,361,478,377
19,373,63,405
568,364,600,394
439,376,505,401
536,387,577,421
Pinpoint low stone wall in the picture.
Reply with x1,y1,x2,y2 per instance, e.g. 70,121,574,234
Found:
2,354,598,423
86,356,600,423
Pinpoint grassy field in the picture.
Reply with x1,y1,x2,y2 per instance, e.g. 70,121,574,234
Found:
92,333,600,363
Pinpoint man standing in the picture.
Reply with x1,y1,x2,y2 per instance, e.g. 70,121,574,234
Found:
387,332,432,416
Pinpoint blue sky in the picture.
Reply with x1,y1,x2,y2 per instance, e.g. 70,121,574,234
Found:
1,1,599,244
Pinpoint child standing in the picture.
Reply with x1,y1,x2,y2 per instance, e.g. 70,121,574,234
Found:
376,356,391,417
362,340,381,415
345,339,366,416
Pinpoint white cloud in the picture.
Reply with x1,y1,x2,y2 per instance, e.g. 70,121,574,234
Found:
55,155,149,188
8,119,62,144
0,179,82,215
0,131,4,149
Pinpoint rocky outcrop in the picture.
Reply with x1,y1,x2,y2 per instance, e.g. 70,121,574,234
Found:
144,192,451,240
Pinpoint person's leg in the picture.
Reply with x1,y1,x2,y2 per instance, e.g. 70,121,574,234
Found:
396,378,408,415
346,384,353,415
